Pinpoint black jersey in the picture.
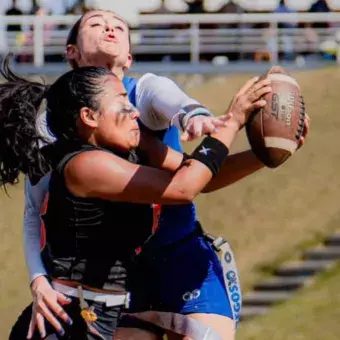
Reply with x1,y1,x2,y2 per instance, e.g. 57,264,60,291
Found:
41,143,154,291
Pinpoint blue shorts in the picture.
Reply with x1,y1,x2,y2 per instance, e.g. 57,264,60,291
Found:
127,233,234,319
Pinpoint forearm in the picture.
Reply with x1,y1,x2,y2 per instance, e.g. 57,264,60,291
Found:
202,150,264,193
24,211,47,282
136,73,212,131
138,132,183,171
140,122,239,202
69,124,238,205
23,175,50,282
139,135,263,195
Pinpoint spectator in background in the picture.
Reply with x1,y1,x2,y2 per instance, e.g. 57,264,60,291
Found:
138,0,175,62
5,0,23,33
183,0,205,14
181,0,206,61
307,0,331,59
216,1,247,62
309,0,330,28
310,0,331,13
18,6,58,63
150,0,172,14
218,0,245,15
274,0,297,61
5,0,24,62
66,2,92,15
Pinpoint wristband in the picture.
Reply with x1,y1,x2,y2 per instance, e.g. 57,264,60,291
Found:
189,136,229,177
180,106,212,131
170,104,213,131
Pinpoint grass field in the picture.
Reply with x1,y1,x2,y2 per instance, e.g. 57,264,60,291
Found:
237,263,340,340
1,66,340,339
188,66,340,290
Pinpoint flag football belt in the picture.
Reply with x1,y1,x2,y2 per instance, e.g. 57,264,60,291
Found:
203,231,242,326
53,282,130,308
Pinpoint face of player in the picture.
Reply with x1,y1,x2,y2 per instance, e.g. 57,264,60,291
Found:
66,10,132,75
79,75,140,152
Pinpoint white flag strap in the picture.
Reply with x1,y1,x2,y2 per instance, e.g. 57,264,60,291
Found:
205,233,242,326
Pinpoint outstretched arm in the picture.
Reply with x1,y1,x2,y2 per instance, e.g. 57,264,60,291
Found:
139,111,310,194
202,150,264,193
66,122,239,205
139,132,264,192
136,73,228,140
68,77,271,203
203,111,310,192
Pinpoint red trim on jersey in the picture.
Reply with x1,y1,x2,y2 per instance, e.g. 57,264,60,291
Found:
135,204,161,255
40,193,49,250
152,204,161,233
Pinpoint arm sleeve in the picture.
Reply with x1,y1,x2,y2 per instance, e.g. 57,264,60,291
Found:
36,110,56,146
136,73,212,131
23,110,54,283
23,172,51,283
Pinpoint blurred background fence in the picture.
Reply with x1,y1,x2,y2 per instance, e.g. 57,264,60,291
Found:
1,0,340,74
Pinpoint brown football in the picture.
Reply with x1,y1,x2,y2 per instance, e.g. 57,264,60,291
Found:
246,66,306,168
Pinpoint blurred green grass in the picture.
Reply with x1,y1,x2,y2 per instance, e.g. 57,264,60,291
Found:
188,67,340,290
237,263,340,340
0,182,31,338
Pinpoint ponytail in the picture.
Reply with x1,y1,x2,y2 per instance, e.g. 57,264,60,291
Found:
0,54,50,186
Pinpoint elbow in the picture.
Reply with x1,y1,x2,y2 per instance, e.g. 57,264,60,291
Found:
178,187,198,203
201,187,211,194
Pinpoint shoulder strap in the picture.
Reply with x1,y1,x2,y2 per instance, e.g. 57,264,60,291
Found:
56,144,140,176
55,143,102,175
56,149,84,176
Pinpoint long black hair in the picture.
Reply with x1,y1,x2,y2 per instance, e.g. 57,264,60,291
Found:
0,54,114,186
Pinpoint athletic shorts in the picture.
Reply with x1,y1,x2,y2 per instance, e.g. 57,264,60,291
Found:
126,233,235,318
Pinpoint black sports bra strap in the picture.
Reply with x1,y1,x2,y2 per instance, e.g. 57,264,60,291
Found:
56,143,139,176
56,144,104,174
56,149,85,175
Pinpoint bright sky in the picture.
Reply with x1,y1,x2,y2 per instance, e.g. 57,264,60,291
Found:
1,0,339,20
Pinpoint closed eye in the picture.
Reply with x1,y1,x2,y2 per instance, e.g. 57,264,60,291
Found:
90,23,101,27
121,105,136,115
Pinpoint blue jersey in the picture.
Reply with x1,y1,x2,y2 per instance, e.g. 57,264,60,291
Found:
123,76,197,246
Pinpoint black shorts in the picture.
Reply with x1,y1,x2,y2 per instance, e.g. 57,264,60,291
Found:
9,298,121,340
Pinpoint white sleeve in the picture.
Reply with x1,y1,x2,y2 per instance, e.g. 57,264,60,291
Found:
36,111,56,147
135,73,212,131
23,173,51,283
23,111,54,283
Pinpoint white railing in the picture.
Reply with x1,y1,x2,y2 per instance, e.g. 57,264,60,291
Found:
1,13,340,67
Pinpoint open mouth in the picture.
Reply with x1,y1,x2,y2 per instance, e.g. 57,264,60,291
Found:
104,34,117,43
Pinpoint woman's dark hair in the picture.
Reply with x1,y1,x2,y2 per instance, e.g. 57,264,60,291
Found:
66,10,132,69
66,17,82,69
0,54,114,186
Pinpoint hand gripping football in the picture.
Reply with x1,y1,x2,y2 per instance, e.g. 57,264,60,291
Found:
246,66,306,168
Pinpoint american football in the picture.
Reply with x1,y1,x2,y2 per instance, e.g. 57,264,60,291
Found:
246,66,306,168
